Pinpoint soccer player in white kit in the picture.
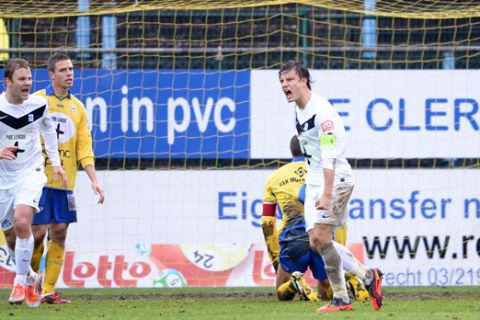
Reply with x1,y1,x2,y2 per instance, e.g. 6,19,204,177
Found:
279,61,383,312
0,58,67,307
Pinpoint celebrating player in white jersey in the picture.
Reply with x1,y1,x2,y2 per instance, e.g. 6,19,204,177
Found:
0,58,67,307
279,61,383,313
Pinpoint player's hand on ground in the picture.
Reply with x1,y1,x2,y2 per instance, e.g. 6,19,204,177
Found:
52,165,69,188
92,181,105,204
0,146,17,160
315,193,331,210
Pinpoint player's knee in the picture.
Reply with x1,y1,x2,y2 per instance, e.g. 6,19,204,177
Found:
309,234,330,249
316,242,334,256
31,227,47,243
51,236,67,247
13,217,30,234
308,226,332,249
50,226,68,245
309,236,319,249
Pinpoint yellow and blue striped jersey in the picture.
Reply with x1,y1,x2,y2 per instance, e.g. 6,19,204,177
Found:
35,85,94,190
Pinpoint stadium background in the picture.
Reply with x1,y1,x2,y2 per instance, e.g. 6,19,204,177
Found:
0,0,479,289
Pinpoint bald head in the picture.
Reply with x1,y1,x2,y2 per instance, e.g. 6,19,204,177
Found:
290,135,303,158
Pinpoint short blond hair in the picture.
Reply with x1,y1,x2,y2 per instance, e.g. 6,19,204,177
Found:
4,58,30,80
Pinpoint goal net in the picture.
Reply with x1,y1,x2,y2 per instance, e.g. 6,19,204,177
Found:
0,0,479,288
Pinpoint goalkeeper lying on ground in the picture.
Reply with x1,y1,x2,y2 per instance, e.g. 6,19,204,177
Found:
261,135,369,302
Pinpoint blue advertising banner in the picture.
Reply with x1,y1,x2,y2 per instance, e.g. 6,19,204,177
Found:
7,69,251,159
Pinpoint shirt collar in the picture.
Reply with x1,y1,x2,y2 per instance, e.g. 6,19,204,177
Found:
46,84,71,99
291,157,304,163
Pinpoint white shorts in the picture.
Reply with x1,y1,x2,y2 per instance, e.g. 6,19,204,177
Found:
304,180,354,231
0,168,47,231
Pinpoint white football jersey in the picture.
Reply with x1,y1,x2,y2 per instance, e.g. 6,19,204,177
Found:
0,92,60,189
295,92,353,186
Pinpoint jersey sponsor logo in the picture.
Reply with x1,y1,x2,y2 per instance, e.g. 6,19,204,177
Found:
320,120,334,132
296,115,316,134
50,112,76,144
56,123,64,140
294,167,306,177
12,141,25,157
0,104,46,129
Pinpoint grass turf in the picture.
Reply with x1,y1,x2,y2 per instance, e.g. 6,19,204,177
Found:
0,286,479,320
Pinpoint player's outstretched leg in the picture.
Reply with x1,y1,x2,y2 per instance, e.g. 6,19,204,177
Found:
290,272,319,301
365,268,383,310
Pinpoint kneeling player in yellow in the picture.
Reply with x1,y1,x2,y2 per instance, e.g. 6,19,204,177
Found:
30,53,105,304
261,136,369,302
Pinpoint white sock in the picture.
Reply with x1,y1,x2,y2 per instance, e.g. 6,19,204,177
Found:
15,234,34,277
13,274,27,286
333,241,369,282
26,268,38,286
318,242,349,301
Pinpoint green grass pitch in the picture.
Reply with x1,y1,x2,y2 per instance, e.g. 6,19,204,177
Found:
1,286,479,320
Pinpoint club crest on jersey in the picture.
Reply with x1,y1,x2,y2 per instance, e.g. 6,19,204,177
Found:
296,115,316,134
28,114,34,122
321,120,334,132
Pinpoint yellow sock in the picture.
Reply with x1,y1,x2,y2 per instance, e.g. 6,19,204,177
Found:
334,225,348,245
324,284,333,300
277,280,297,301
42,240,65,296
31,240,45,272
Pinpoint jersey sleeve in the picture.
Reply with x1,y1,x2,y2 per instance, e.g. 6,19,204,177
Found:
76,103,95,168
261,175,280,268
40,100,61,167
262,174,277,205
316,106,339,170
